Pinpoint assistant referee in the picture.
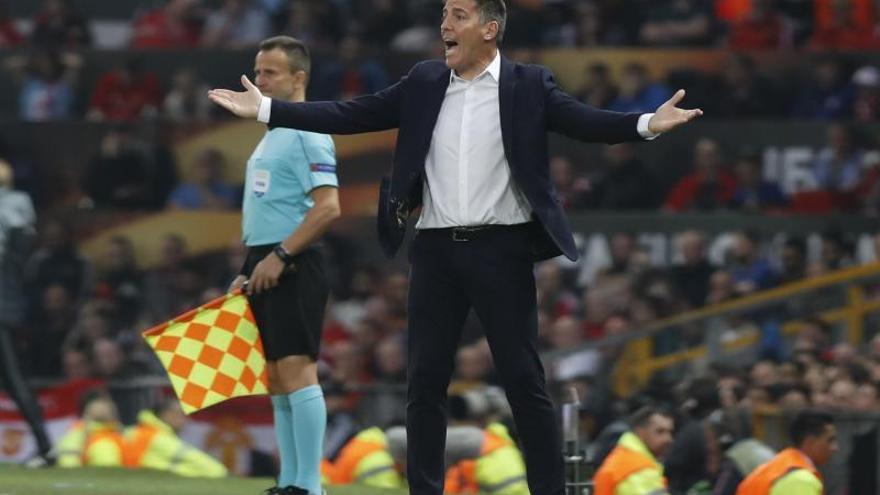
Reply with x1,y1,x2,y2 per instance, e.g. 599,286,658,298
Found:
227,36,340,495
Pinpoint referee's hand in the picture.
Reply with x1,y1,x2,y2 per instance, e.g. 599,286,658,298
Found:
207,75,262,119
248,254,285,295
228,275,247,293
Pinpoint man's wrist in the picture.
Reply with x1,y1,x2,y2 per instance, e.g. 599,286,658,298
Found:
272,244,296,266
257,96,272,123
638,113,659,140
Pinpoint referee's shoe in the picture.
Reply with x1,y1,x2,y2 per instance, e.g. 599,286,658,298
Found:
262,486,306,495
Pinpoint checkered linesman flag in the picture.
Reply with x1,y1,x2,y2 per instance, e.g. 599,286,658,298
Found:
143,289,269,414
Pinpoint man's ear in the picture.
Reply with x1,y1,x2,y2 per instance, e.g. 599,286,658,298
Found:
294,70,308,88
483,20,499,41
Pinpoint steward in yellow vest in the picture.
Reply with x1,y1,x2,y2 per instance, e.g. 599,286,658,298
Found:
593,406,674,495
736,410,837,495
55,390,125,468
320,427,404,488
125,399,227,478
444,423,529,495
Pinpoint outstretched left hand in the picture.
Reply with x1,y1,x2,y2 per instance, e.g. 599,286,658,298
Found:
648,89,703,134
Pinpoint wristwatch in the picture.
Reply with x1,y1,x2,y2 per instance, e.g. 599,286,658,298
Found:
273,245,296,268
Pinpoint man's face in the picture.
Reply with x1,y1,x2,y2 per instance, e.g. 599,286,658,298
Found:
254,48,299,100
803,424,838,466
636,414,674,458
441,0,494,74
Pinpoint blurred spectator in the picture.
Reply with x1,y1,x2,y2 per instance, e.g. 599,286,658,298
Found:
727,231,779,295
536,261,579,319
820,230,855,270
581,288,614,340
549,316,601,381
575,63,618,109
608,63,672,113
200,0,271,48
779,237,807,284
92,338,143,380
596,233,637,282
571,1,603,46
26,283,77,377
706,269,735,304
361,335,407,428
279,0,343,50
167,149,238,210
63,300,115,355
791,57,855,120
664,138,737,211
809,124,866,192
6,50,80,122
87,59,162,122
0,0,23,47
93,236,143,324
809,0,879,49
639,0,714,46
25,218,93,307
61,347,92,380
715,0,752,22
454,343,493,385
162,68,213,121
390,3,437,53
142,234,189,321
30,0,91,48
585,144,659,210
728,151,787,212
851,65,880,122
131,0,202,49
355,0,409,46
726,0,793,49
712,53,784,117
548,156,588,210
670,230,714,308
502,0,546,48
311,36,390,101
85,128,155,210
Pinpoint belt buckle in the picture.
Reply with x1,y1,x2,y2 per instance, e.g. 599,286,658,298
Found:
452,228,469,242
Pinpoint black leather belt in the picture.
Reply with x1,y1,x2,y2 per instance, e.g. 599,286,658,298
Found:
419,223,531,242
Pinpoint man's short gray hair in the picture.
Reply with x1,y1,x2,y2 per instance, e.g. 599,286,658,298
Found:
476,0,507,44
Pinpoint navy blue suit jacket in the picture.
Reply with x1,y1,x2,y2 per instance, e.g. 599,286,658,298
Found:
267,57,648,261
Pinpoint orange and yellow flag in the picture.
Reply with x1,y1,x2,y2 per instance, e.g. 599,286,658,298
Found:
143,289,269,414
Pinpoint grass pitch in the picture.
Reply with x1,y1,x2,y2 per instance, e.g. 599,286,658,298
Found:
0,466,409,495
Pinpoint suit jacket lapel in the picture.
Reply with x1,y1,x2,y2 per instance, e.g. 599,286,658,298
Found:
415,69,451,168
499,57,517,167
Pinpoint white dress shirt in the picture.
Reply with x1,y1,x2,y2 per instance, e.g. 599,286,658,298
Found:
417,51,531,229
256,50,659,229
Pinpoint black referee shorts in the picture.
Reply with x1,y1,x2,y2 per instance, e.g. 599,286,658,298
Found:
241,244,329,361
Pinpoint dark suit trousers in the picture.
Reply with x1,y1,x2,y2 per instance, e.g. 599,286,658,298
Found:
405,224,564,495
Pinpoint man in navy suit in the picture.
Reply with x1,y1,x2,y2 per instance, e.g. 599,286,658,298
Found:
209,1,702,493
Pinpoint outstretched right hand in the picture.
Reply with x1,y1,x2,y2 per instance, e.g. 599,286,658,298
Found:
207,75,263,119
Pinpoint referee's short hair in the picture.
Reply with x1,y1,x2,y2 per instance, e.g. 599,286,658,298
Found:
259,36,311,77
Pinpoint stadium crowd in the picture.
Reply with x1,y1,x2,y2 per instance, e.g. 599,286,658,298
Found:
4,1,880,121
3,0,880,51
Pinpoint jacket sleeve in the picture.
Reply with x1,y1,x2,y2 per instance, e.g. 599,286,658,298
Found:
268,77,405,135
542,67,644,144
